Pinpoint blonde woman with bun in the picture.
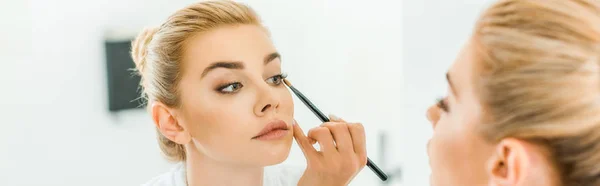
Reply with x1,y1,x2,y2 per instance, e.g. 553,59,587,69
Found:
426,0,600,186
131,1,367,186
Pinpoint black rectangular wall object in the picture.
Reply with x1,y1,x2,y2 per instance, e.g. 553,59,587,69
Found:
105,39,144,112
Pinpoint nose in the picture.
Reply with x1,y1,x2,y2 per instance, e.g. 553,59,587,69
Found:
254,85,280,117
426,104,440,128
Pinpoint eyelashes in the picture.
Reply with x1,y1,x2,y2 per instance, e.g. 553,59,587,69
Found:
216,73,288,94
266,73,287,85
217,82,243,94
437,97,449,112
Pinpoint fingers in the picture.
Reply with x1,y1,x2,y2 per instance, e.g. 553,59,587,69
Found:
297,116,368,186
293,120,318,157
298,115,366,165
307,126,337,154
329,114,346,122
348,123,367,165
321,122,354,153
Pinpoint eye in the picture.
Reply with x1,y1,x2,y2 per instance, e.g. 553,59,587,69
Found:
218,82,243,94
437,97,449,112
266,73,288,86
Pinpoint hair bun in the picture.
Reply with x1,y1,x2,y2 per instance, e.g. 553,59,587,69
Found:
131,27,159,74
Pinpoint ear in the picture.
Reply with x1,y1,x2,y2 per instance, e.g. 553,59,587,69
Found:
486,138,530,186
151,102,191,145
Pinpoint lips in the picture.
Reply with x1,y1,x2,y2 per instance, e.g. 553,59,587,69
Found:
252,120,289,140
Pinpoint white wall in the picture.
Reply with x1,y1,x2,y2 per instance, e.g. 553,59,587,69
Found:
401,1,495,186
0,0,401,186
2,0,196,186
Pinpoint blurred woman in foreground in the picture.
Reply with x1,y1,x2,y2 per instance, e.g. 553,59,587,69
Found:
426,0,600,186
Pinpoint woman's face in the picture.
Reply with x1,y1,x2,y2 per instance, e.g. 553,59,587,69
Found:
176,24,294,167
425,41,495,186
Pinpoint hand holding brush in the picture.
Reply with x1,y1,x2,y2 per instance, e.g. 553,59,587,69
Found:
293,116,367,186
283,78,389,185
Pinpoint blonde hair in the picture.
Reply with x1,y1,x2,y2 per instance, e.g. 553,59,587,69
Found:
130,0,261,162
474,0,600,185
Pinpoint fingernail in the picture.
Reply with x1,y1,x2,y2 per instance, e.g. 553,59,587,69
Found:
329,114,340,121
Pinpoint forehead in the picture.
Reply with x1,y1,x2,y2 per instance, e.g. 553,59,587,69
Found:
449,41,477,99
448,40,488,134
183,24,275,68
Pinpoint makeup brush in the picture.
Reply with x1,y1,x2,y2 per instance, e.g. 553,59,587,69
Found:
283,78,389,181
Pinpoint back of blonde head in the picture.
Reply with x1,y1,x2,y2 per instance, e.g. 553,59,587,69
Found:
130,0,260,162
474,0,600,185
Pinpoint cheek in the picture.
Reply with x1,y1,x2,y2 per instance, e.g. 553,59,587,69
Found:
180,90,256,144
430,114,472,168
429,114,474,183
278,88,294,116
429,112,492,185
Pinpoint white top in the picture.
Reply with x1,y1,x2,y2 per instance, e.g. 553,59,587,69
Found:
142,163,304,186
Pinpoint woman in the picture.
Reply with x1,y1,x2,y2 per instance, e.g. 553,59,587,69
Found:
131,1,367,186
427,0,600,186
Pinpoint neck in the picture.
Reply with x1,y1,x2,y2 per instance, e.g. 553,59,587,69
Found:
185,145,264,186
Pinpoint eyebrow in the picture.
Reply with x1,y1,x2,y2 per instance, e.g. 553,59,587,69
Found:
200,52,281,78
264,52,280,65
446,72,458,98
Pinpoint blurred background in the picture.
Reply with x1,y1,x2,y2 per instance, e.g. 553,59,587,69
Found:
0,0,492,185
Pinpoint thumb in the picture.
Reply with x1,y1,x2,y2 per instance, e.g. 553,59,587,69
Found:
292,120,317,157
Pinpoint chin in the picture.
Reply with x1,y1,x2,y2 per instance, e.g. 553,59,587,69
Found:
259,139,293,166
262,153,289,166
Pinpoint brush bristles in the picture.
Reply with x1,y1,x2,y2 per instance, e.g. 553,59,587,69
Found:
283,78,291,86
